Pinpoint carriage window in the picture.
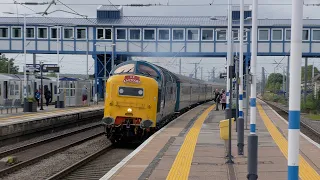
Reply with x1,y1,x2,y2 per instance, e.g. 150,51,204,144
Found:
10,84,14,95
137,64,158,78
113,64,135,74
15,85,19,95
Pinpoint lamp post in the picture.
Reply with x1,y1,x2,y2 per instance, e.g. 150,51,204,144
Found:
247,0,258,179
40,61,44,110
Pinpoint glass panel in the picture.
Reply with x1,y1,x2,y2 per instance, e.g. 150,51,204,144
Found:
286,29,291,40
130,29,140,40
105,29,112,40
116,29,126,40
51,28,60,39
187,29,199,41
144,29,155,40
173,29,184,40
159,29,169,40
38,28,47,38
14,84,18,94
137,64,158,78
272,30,282,40
217,30,226,40
12,27,21,38
259,30,269,40
64,28,73,39
202,29,213,40
0,28,8,38
233,30,239,40
118,87,143,97
303,30,309,40
26,28,34,38
113,64,135,74
10,84,14,95
313,30,320,40
97,29,104,39
77,28,86,39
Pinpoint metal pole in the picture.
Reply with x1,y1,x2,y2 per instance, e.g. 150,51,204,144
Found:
104,46,107,96
247,0,258,179
40,62,44,110
195,63,197,79
288,0,303,179
283,68,286,93
304,57,308,105
111,27,115,71
286,56,290,100
23,13,28,112
236,57,239,120
179,58,182,75
245,57,249,130
237,0,245,155
56,26,60,108
86,37,89,79
201,67,203,80
226,0,234,164
8,59,10,74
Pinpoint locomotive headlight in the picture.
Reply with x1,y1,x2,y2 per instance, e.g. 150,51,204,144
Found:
127,108,132,113
138,90,143,95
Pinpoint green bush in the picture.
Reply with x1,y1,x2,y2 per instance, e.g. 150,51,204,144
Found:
27,97,37,102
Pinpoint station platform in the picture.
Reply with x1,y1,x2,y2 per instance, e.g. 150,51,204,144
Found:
0,104,104,139
101,100,320,180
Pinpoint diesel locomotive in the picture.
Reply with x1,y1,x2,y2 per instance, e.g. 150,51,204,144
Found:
102,60,225,143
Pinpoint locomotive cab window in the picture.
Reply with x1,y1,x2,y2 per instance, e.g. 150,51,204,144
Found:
113,64,135,74
137,64,159,79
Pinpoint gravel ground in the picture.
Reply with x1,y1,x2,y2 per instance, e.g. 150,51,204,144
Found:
266,101,320,133
0,122,101,153
1,136,110,180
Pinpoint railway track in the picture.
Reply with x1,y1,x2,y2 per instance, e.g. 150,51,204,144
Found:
0,124,104,178
47,146,134,180
263,100,320,144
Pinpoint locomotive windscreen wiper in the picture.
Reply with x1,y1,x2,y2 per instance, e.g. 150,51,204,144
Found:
126,67,134,73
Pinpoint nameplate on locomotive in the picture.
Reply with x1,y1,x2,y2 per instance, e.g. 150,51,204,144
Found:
123,75,141,84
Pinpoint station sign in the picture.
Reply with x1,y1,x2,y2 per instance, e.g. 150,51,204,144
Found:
123,75,140,84
26,64,60,73
220,73,227,79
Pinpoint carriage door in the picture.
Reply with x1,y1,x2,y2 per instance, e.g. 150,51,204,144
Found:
50,83,53,98
4,81,8,99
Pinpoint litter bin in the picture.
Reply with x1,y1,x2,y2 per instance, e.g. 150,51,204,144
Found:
219,118,235,140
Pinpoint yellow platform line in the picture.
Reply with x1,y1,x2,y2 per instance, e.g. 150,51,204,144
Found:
0,106,100,121
257,102,320,180
166,104,215,180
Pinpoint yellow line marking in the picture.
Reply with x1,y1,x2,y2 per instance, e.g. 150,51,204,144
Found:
0,106,102,121
257,102,320,180
166,104,216,180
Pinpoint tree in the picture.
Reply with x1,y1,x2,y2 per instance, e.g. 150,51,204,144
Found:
0,54,19,74
266,73,284,92
301,65,319,81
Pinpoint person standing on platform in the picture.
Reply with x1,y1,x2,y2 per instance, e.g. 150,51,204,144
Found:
214,89,221,111
82,85,88,106
34,89,40,106
44,86,51,106
220,89,226,110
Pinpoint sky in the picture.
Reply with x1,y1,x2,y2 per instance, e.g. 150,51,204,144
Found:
1,0,320,80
